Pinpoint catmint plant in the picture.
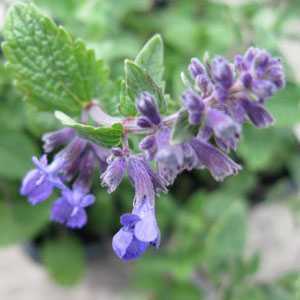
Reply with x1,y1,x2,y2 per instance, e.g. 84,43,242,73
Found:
3,3,285,261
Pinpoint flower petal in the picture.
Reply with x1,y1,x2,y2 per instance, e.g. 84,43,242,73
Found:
134,211,159,243
190,138,241,181
67,208,87,228
112,229,134,259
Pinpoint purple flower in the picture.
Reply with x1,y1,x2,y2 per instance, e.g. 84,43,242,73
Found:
137,116,153,128
241,98,274,128
211,56,234,91
42,128,75,153
54,137,87,180
90,143,110,172
112,155,163,261
112,197,160,261
190,138,241,181
139,135,157,160
51,187,95,228
136,92,161,126
182,90,205,125
188,58,206,79
20,155,64,205
236,47,285,100
73,149,95,194
206,108,240,139
127,156,156,207
100,156,127,193
146,127,198,185
195,74,213,96
206,108,241,151
20,156,55,205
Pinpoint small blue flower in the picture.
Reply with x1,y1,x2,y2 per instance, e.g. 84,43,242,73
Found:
112,199,160,261
20,168,53,205
51,187,95,229
20,155,62,205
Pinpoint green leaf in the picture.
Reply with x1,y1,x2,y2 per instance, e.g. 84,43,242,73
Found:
205,201,247,263
238,126,294,171
3,3,108,115
41,236,85,286
135,34,164,87
55,111,123,147
231,285,267,300
0,195,51,246
0,130,37,180
124,60,165,113
171,110,198,144
119,35,166,116
156,194,178,232
119,80,137,116
88,190,115,234
266,82,300,128
25,104,60,137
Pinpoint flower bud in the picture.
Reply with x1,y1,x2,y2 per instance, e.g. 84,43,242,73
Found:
139,135,156,151
137,116,153,128
188,58,205,79
211,56,234,90
136,92,161,126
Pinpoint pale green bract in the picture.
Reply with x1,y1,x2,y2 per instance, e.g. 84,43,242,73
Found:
55,111,123,147
171,109,199,145
120,34,166,116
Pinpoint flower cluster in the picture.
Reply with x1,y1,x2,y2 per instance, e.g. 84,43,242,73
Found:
21,47,285,261
21,128,109,228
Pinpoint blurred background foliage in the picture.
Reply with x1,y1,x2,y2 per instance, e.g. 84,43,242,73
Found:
1,0,300,299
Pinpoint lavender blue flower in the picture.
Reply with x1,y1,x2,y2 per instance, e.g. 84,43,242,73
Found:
20,156,56,205
241,98,274,128
90,143,110,172
42,128,75,153
182,90,205,125
235,47,285,101
22,129,102,227
190,138,241,181
101,156,127,193
54,137,87,180
181,47,284,159
51,187,95,228
211,56,234,91
128,156,156,207
111,155,163,260
206,108,241,151
73,149,95,194
140,127,198,185
112,193,160,261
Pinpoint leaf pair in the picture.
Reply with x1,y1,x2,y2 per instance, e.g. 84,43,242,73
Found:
120,34,166,116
